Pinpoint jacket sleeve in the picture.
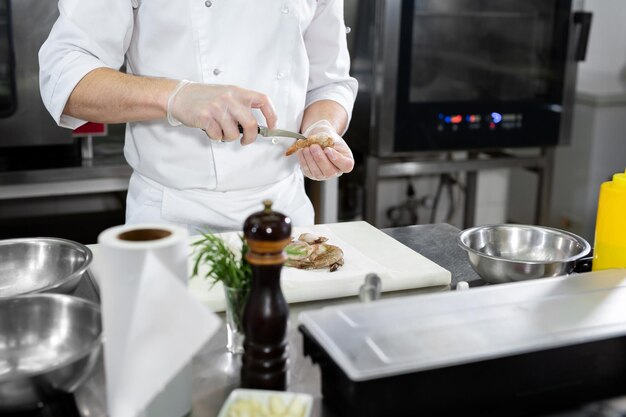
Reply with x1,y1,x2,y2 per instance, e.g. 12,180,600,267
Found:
39,0,135,129
303,0,358,128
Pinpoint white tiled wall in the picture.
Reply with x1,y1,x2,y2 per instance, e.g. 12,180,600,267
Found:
474,170,510,225
374,169,510,228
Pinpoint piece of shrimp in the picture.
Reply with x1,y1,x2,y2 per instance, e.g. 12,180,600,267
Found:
285,133,334,156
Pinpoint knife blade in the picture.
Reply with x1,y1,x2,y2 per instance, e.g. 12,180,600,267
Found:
238,125,306,140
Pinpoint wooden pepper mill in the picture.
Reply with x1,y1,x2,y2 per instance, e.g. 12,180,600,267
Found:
241,199,292,390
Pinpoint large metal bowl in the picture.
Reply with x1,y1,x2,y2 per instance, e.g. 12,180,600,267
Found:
0,294,102,411
0,237,92,297
458,224,591,284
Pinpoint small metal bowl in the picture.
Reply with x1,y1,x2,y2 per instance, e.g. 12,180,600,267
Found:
0,294,102,411
0,237,92,297
458,224,591,284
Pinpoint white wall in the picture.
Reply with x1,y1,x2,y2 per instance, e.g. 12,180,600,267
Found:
579,0,626,79
374,173,467,228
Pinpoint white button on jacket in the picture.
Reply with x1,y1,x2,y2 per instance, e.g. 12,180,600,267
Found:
39,0,358,231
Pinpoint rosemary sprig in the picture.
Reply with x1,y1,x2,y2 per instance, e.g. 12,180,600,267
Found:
191,232,252,292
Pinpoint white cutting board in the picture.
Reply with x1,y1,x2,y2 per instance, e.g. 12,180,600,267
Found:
189,221,451,311
88,221,451,312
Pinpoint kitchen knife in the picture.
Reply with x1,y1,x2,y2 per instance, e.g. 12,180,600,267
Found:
238,125,306,140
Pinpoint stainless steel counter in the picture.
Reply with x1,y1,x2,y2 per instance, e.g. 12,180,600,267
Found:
69,224,625,417
0,138,131,200
0,138,131,242
191,224,481,417
68,224,478,416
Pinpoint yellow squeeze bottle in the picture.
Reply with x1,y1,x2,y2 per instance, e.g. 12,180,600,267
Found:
592,170,626,271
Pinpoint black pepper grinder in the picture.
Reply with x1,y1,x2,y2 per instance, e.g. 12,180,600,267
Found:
241,199,292,390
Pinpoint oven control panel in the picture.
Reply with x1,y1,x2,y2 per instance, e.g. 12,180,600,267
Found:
392,105,561,153
436,112,524,133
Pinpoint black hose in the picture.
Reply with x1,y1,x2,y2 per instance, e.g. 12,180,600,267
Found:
429,174,445,223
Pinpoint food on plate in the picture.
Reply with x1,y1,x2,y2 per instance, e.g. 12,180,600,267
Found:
226,394,307,417
285,233,344,272
284,133,334,156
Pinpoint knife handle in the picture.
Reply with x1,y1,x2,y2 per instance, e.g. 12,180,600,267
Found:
238,124,262,135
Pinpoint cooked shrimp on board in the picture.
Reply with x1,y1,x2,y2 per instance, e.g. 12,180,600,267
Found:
285,233,344,272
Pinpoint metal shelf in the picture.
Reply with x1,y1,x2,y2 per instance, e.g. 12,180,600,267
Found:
364,147,556,228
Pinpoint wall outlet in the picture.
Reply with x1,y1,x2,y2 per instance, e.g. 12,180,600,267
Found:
557,213,585,237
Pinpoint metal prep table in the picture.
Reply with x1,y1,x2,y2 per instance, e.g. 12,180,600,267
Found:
0,138,131,201
363,148,556,229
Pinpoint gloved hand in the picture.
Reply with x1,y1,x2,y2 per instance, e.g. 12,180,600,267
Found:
166,80,277,145
297,120,354,181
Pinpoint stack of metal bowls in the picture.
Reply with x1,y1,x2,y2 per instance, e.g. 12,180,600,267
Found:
0,237,102,411
0,294,102,410
0,237,92,298
458,224,591,284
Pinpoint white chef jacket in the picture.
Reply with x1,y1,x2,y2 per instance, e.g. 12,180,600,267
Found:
39,0,358,232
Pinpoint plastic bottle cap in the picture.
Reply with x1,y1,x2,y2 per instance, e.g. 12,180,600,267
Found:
612,173,626,188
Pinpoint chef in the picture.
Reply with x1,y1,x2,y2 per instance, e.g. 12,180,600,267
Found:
39,0,358,232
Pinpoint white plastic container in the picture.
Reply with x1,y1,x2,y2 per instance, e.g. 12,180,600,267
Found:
299,269,626,416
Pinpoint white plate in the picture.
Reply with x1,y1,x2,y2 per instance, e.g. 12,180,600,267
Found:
217,389,314,417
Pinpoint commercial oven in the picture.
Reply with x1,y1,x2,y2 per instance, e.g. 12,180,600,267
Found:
348,0,592,156
0,0,71,148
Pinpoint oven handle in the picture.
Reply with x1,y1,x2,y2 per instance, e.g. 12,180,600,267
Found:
573,11,593,62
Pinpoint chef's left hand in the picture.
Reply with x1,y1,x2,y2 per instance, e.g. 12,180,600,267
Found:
297,120,354,181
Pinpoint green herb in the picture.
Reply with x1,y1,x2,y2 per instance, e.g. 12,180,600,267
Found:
192,232,252,340
191,232,252,293
285,244,308,257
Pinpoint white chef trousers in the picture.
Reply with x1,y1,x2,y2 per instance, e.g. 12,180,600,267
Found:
125,171,315,235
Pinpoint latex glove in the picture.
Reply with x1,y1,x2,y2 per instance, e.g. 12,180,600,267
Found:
166,80,277,145
297,120,354,181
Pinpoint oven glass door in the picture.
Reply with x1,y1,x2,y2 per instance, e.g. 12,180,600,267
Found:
395,0,572,152
0,0,15,118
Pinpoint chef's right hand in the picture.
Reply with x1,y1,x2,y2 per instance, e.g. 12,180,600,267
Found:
166,81,277,145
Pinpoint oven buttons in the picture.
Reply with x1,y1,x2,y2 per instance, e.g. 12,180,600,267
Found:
437,113,523,132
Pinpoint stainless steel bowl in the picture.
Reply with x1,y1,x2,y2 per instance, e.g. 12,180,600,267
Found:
457,224,591,284
0,237,92,297
0,294,102,411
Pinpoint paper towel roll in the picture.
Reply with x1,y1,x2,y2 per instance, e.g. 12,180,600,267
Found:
93,224,220,417
97,224,189,300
